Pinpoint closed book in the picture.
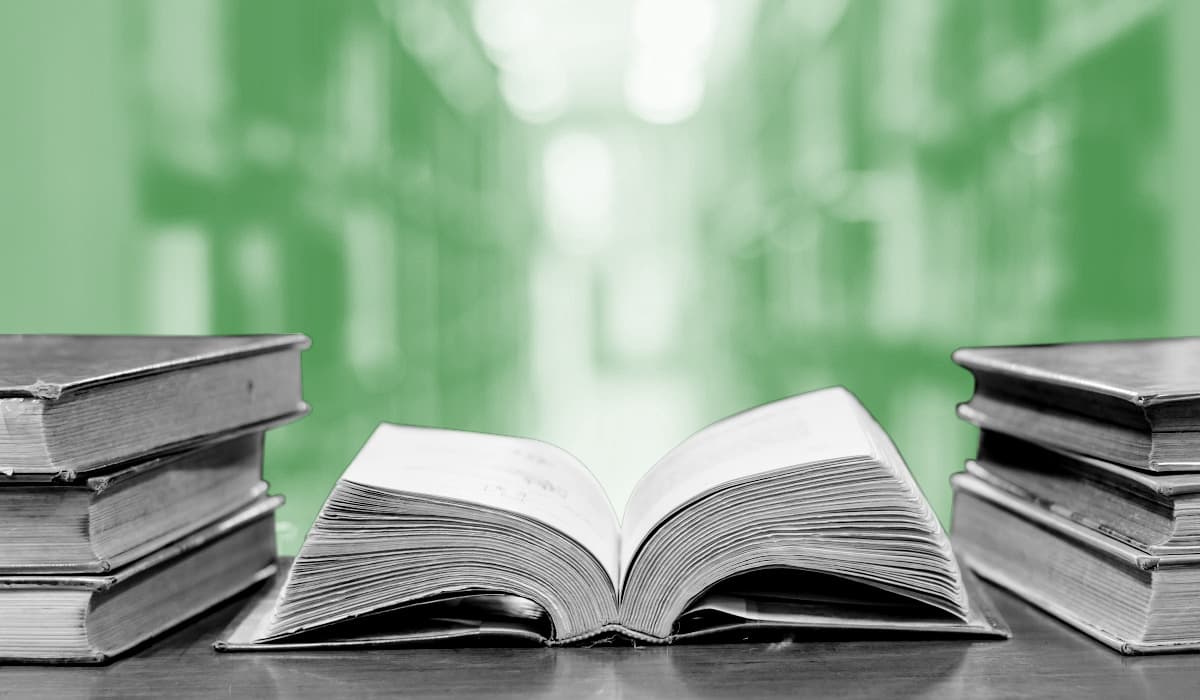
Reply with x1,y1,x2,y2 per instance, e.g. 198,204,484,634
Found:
969,431,1200,555
952,473,1200,654
0,432,272,572
217,388,1007,651
0,334,308,480
0,495,281,664
952,338,1200,471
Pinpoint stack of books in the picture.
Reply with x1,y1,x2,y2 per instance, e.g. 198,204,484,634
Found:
0,335,307,663
949,337,1200,654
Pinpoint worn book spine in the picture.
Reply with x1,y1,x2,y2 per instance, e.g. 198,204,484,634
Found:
0,496,281,664
952,476,1200,655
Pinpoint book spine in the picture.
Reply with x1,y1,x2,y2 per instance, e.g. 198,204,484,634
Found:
0,398,53,475
548,623,667,646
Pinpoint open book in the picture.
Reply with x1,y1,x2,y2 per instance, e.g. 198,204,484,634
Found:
218,388,1006,648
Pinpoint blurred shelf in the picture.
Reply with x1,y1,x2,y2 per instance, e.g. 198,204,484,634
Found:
983,0,1165,115
917,0,1165,151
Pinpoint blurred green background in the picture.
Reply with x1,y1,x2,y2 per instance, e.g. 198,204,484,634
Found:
3,0,1198,553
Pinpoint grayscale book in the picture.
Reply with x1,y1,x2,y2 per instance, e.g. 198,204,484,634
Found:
0,432,273,572
953,472,1200,654
0,334,309,480
953,337,1200,471
969,431,1200,556
0,495,281,664
217,388,1007,650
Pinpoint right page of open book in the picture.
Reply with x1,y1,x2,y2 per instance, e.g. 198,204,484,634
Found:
619,387,877,582
343,424,621,589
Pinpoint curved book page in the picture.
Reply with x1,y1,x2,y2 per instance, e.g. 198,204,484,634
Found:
342,424,618,585
260,425,620,643
619,387,968,638
620,388,877,576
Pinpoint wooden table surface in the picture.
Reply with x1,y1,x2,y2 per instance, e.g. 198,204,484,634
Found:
2,581,1198,699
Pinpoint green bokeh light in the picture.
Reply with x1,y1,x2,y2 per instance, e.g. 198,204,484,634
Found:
2,0,1196,553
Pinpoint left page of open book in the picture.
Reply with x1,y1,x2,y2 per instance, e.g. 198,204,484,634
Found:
342,424,621,588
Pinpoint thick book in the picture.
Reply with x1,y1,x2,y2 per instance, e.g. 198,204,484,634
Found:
216,388,1007,650
0,432,272,572
953,338,1200,471
969,431,1200,555
952,473,1200,654
0,495,281,664
0,334,309,480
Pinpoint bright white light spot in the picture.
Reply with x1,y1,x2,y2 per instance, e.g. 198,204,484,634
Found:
499,55,568,124
625,50,706,125
472,0,541,66
542,131,614,254
633,0,716,58
625,0,715,125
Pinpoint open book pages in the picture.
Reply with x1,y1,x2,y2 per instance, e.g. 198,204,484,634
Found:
246,387,1004,647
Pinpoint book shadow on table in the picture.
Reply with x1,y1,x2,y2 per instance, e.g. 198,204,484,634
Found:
661,629,973,699
206,634,973,700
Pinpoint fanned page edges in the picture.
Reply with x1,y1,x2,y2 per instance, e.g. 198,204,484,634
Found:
618,461,969,638
217,559,1006,651
619,387,968,638
257,387,978,646
259,482,618,643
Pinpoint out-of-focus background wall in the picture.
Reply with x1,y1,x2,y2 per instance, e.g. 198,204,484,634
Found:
2,0,1198,553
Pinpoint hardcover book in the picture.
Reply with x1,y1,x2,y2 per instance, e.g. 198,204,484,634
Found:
0,432,273,572
953,472,1200,654
0,334,309,480
968,431,1200,555
0,495,281,663
217,387,1007,650
953,337,1200,471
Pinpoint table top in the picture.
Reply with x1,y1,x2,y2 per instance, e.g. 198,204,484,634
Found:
2,582,1199,699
